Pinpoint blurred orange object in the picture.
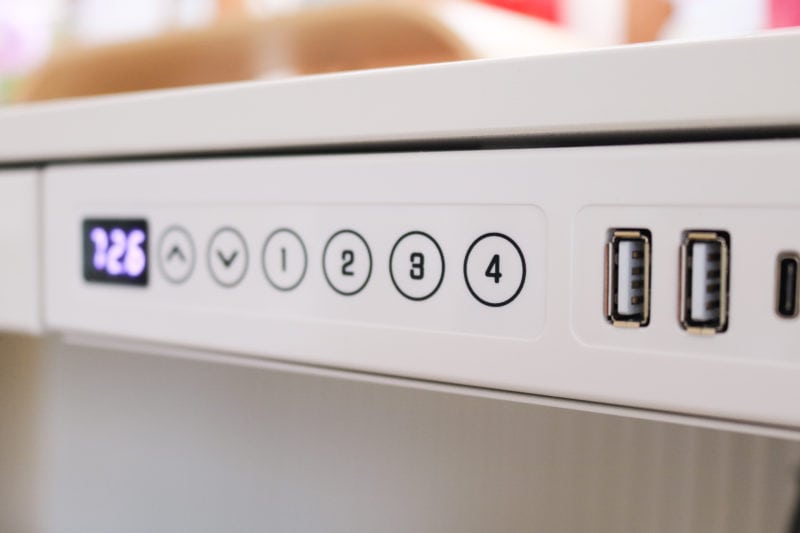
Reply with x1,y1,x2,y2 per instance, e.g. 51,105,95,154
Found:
18,3,469,102
627,0,672,43
16,1,583,102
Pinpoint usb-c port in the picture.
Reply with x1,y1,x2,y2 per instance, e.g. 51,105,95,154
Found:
777,253,799,319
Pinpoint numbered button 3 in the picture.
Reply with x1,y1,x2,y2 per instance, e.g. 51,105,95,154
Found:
390,231,445,301
464,233,526,307
262,228,307,291
323,229,372,296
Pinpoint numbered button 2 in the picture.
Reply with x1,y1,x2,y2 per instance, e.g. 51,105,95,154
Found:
323,229,372,296
390,231,445,301
464,233,526,307
262,228,307,291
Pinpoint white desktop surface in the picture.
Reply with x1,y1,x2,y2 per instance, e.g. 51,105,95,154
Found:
0,32,798,163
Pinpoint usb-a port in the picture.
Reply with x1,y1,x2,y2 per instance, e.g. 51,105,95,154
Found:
680,230,730,334
605,229,651,328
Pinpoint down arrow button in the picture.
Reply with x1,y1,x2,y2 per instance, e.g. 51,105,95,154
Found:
208,227,248,288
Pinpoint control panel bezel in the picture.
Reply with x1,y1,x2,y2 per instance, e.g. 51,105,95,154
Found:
43,141,800,428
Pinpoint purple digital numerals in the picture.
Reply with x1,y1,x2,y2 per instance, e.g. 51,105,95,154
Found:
89,226,147,278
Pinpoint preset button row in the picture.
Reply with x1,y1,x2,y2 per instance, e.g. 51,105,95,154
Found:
157,226,525,307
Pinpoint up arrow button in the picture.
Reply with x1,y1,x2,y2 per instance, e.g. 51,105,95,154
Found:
158,226,195,284
208,227,248,287
167,245,187,263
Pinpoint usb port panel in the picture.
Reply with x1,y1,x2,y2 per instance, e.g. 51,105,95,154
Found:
680,231,730,334
605,229,651,328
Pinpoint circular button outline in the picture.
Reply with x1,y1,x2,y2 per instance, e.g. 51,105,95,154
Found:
261,227,308,292
322,229,373,296
207,226,249,288
463,232,526,307
157,225,196,285
389,230,445,302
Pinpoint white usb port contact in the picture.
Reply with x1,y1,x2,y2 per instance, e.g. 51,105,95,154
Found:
680,231,730,334
605,229,651,327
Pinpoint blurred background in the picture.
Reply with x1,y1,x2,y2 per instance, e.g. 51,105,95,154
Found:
0,0,798,103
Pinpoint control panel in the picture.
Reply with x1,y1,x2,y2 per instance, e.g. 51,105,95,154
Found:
43,141,800,428
76,205,545,339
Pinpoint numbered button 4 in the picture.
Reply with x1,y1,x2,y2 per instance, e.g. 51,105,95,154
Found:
390,231,445,301
262,228,307,291
464,233,526,307
323,229,372,296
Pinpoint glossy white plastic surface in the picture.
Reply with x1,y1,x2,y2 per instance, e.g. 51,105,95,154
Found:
0,169,40,334
44,140,800,428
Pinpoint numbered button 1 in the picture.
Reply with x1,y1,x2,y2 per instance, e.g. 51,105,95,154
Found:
262,228,307,291
390,231,445,301
464,233,526,307
323,229,372,296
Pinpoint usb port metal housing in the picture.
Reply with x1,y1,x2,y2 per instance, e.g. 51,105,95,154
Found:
776,252,799,318
605,229,651,327
680,230,730,334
